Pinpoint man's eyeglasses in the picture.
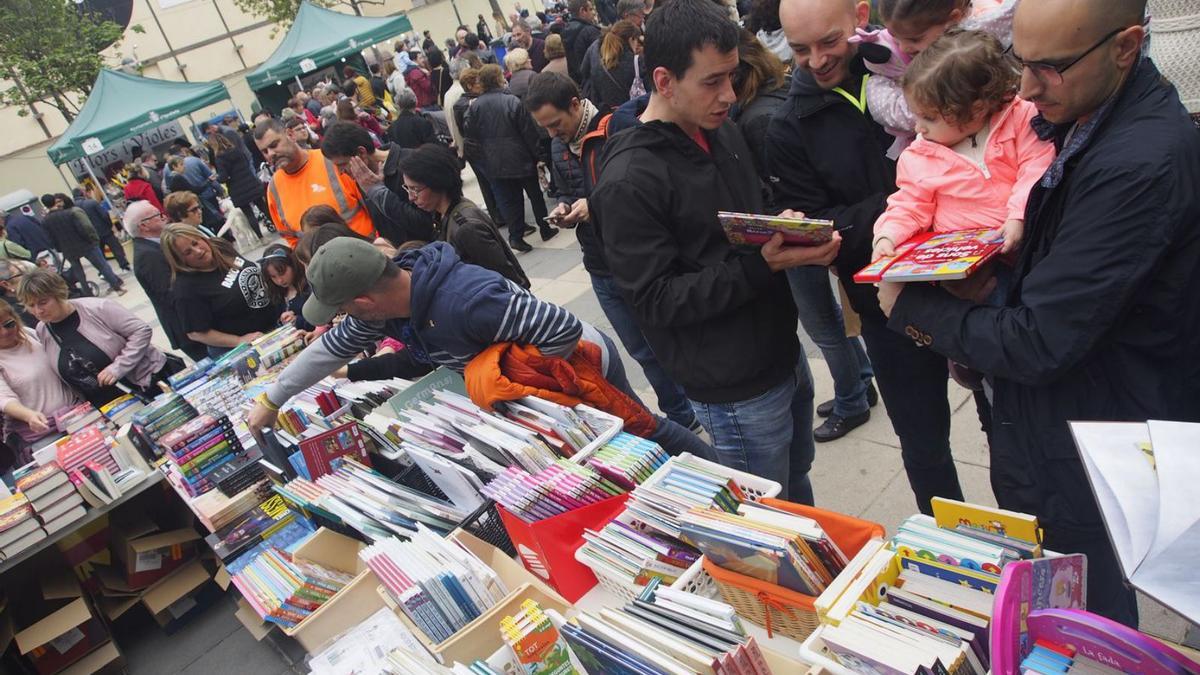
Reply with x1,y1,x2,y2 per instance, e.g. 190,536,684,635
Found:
1006,27,1127,86
139,212,165,226
403,184,428,197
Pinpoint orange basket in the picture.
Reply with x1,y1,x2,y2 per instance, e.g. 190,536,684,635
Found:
702,499,885,641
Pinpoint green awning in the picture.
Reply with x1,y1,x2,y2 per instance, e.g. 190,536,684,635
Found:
47,69,231,165
246,2,412,91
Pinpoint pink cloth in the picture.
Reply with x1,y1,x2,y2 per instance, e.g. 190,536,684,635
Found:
873,98,1056,247
34,298,167,390
0,329,81,442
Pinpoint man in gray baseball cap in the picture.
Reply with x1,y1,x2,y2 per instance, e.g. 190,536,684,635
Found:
248,240,716,462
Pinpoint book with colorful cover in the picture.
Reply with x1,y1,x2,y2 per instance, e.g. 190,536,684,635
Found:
931,498,1041,548
990,554,1087,674
298,422,370,479
854,229,1004,283
718,211,835,247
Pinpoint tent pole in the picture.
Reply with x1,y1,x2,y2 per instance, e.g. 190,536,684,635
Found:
54,164,74,193
80,157,113,211
295,75,304,91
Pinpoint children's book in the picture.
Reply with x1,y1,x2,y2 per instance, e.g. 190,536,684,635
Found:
854,229,1004,283
718,211,834,247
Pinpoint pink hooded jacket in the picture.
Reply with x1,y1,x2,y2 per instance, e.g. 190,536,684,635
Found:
873,97,1056,247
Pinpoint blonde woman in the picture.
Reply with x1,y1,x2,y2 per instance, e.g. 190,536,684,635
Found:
0,302,80,459
160,224,281,357
17,269,182,406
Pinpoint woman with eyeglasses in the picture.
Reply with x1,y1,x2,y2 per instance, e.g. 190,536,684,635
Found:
160,224,281,358
125,201,206,362
15,269,183,409
0,302,81,470
163,191,216,238
400,144,530,288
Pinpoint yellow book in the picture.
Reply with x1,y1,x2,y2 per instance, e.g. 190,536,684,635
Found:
931,497,1041,546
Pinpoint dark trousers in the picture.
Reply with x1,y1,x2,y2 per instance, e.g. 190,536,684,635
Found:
859,311,963,514
468,161,506,229
97,232,129,270
493,175,549,244
65,246,123,295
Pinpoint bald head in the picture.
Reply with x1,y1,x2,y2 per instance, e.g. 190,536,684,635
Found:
779,0,869,89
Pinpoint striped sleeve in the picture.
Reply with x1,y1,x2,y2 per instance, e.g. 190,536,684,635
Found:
492,284,582,358
322,317,387,359
264,317,386,406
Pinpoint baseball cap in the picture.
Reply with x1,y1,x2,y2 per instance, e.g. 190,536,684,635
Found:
302,237,389,325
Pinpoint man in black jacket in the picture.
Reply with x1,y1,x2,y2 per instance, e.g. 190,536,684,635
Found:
878,0,1199,627
39,194,125,297
319,122,437,246
526,71,701,433
123,201,205,361
563,0,601,83
590,0,841,502
73,189,130,271
767,0,965,514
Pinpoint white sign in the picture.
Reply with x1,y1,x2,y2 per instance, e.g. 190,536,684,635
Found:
300,58,317,73
66,120,184,174
81,137,104,154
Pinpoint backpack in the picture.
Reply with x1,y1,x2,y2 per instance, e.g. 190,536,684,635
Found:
421,109,453,146
579,113,615,195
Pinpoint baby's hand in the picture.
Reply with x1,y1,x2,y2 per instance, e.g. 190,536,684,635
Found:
1000,219,1024,254
872,237,896,261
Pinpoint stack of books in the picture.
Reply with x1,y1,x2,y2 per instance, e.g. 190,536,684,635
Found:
231,544,355,629
52,403,108,435
176,373,249,423
273,458,464,542
359,525,508,644
623,456,749,538
481,461,625,523
99,394,146,427
158,414,248,497
130,392,199,453
498,599,575,675
0,494,45,560
561,580,775,674
579,518,700,587
679,502,849,596
14,462,87,536
204,494,298,563
56,426,121,478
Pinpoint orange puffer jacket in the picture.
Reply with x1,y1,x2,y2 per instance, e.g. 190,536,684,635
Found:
464,341,656,438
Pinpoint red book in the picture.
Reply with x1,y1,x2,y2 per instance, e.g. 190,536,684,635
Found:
854,229,1004,283
297,422,370,479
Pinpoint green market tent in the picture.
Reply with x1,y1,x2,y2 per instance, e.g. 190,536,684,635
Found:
246,2,413,91
47,69,231,165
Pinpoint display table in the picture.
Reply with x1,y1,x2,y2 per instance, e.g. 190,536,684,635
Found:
0,471,165,577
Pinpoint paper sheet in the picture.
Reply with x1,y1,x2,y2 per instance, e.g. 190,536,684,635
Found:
1067,422,1158,577
1145,421,1200,561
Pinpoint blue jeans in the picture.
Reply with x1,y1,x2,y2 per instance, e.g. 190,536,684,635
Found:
787,266,873,417
690,359,816,504
589,273,696,428
68,246,123,293
598,332,717,462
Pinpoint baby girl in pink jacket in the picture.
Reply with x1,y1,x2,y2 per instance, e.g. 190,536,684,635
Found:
872,29,1056,262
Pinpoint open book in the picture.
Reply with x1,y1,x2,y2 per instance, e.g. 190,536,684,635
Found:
1068,420,1200,625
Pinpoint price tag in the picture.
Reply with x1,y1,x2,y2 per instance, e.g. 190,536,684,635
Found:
299,58,317,73
81,137,104,154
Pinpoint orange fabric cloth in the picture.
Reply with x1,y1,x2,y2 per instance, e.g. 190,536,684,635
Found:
465,341,657,438
266,149,375,246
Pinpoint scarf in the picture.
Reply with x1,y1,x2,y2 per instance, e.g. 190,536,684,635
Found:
568,99,600,157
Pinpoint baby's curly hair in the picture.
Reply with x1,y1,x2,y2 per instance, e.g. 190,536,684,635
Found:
901,29,1019,127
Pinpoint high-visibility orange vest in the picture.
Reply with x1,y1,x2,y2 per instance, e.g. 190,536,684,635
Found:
266,149,376,246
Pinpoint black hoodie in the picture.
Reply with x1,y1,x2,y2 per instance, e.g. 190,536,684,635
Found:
590,119,800,404
765,67,896,316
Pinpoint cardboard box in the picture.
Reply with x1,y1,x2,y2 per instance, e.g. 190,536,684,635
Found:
278,528,385,653
383,529,574,666
58,641,123,675
110,512,199,589
140,559,211,627
13,598,109,675
234,599,273,642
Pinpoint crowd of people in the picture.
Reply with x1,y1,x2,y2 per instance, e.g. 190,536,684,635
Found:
0,0,1196,636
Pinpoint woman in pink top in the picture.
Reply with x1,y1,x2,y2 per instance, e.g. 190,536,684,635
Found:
871,30,1056,262
0,302,80,456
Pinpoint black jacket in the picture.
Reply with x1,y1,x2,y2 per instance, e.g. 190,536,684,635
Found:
588,50,648,113
437,198,529,288
733,85,789,211
76,198,113,239
388,112,437,149
890,60,1200,533
563,17,601,84
463,90,541,179
363,144,436,246
766,68,895,317
133,237,195,353
43,208,98,258
590,120,800,403
214,149,264,208
550,112,607,275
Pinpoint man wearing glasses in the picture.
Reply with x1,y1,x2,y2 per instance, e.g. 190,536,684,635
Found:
878,0,1200,627
124,201,205,361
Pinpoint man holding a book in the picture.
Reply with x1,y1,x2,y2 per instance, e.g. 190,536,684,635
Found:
877,0,1200,627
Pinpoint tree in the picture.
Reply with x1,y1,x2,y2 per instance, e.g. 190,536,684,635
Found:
232,0,384,32
0,0,137,123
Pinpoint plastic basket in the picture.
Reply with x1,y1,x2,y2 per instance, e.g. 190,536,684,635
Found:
394,464,516,556
573,453,782,604
799,625,857,675
704,499,885,641
563,403,625,465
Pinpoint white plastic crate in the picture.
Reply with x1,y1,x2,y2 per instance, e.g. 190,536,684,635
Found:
799,625,856,675
562,403,625,465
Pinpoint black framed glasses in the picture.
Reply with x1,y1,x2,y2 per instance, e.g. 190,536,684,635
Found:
1007,27,1127,86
